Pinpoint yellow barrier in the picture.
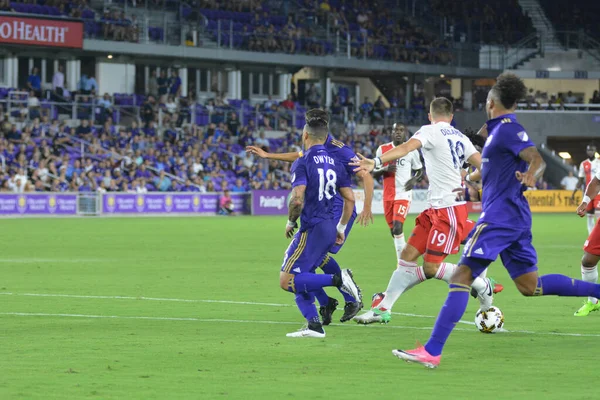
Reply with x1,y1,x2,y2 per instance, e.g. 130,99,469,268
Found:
523,190,582,213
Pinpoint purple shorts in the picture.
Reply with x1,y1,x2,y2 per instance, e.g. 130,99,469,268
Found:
281,220,336,274
460,222,538,280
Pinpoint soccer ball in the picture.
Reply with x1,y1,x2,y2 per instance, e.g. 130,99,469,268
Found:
475,306,504,333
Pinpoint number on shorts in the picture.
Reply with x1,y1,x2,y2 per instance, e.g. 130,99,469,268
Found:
431,230,447,247
397,204,407,216
447,139,466,169
317,168,337,201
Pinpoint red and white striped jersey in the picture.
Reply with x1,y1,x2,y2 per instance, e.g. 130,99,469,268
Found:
579,158,600,186
375,142,422,201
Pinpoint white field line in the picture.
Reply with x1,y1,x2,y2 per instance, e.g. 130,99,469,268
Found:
3,311,600,338
3,292,600,337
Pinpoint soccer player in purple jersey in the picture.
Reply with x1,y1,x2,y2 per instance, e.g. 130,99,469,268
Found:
247,109,372,323
279,113,361,338
391,72,600,368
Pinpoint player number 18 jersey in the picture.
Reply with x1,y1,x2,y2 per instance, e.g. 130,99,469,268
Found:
411,122,477,209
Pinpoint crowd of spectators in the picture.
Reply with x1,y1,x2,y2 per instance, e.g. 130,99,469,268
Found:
101,9,139,42
517,88,600,110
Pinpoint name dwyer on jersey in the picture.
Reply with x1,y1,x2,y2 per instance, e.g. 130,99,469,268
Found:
313,155,335,165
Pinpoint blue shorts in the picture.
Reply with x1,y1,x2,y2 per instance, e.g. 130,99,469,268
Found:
281,220,336,275
329,208,357,254
460,222,538,280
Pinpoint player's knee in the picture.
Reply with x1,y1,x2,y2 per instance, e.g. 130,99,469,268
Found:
400,244,420,262
279,273,293,292
422,262,440,279
392,222,403,236
582,253,599,269
515,281,536,296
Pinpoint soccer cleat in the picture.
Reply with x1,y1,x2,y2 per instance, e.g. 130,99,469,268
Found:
319,297,339,326
353,308,392,324
392,344,441,369
339,269,362,302
286,323,326,338
340,301,363,323
574,300,600,317
470,277,503,298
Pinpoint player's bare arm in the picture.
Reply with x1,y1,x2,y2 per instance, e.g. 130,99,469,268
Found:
286,185,305,238
578,177,600,217
573,176,586,200
516,146,546,188
372,163,395,180
464,152,483,182
404,168,424,191
337,186,356,244
351,139,422,173
356,170,374,226
475,123,488,139
246,146,300,163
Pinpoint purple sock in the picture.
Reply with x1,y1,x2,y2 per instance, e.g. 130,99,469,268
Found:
294,273,334,293
424,283,470,357
313,289,331,307
538,274,600,297
320,255,355,302
295,292,320,323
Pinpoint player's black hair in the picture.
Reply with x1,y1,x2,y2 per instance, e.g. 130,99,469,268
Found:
464,130,486,149
429,97,453,116
305,109,329,128
492,73,527,110
304,109,329,140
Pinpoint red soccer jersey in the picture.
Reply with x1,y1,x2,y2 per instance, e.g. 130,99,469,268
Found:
375,142,422,202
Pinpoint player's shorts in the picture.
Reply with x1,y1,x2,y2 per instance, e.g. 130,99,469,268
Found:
408,204,469,263
329,208,357,254
461,219,476,244
460,222,538,280
585,195,600,213
384,199,410,229
584,220,600,256
281,220,336,275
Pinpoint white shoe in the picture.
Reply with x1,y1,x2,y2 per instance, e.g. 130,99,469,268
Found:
286,326,326,338
353,310,387,324
476,278,493,311
340,269,362,302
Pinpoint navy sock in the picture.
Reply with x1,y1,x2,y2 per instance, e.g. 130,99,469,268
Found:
295,292,320,324
294,273,334,293
313,289,330,307
319,255,355,302
424,283,470,357
538,274,600,297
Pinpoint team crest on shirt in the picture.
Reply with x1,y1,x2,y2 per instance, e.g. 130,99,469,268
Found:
291,173,296,183
484,135,494,148
517,131,529,142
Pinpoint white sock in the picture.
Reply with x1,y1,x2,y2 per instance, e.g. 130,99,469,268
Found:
379,259,426,311
471,276,493,310
393,234,406,261
587,214,596,235
434,262,457,283
581,265,598,304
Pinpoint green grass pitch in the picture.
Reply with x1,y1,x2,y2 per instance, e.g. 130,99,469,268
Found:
0,214,598,399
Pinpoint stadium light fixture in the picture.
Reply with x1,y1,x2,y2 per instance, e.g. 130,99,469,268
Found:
440,74,445,78
107,54,113,59
558,152,571,159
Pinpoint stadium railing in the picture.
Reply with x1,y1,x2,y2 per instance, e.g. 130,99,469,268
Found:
517,103,600,112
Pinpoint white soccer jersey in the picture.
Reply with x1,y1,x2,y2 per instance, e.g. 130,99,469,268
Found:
375,142,423,201
411,122,478,208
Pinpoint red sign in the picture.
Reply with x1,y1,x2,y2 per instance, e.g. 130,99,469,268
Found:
0,16,83,48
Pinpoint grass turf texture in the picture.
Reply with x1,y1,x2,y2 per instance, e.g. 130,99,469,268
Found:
0,214,597,399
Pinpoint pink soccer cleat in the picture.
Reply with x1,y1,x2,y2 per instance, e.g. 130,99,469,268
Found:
392,344,441,369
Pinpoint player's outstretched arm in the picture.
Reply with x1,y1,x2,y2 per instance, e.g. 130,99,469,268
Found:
350,139,422,173
337,186,356,243
246,146,300,163
516,146,546,188
578,177,600,217
286,185,305,238
356,171,374,227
